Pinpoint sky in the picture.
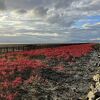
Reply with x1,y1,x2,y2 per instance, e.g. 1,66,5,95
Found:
0,0,100,44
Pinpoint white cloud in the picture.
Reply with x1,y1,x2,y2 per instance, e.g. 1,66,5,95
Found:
0,33,21,37
90,38,100,41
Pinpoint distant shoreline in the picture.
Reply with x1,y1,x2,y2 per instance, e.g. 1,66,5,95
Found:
0,43,97,53
0,43,95,48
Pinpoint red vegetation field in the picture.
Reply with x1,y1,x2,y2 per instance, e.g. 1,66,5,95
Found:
0,44,94,100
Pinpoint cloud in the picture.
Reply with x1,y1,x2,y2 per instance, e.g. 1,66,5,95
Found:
53,0,75,9
0,0,6,10
16,9,27,14
5,0,45,10
87,22,100,29
0,33,20,37
33,6,48,17
5,0,75,9
90,38,100,41
0,0,99,43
